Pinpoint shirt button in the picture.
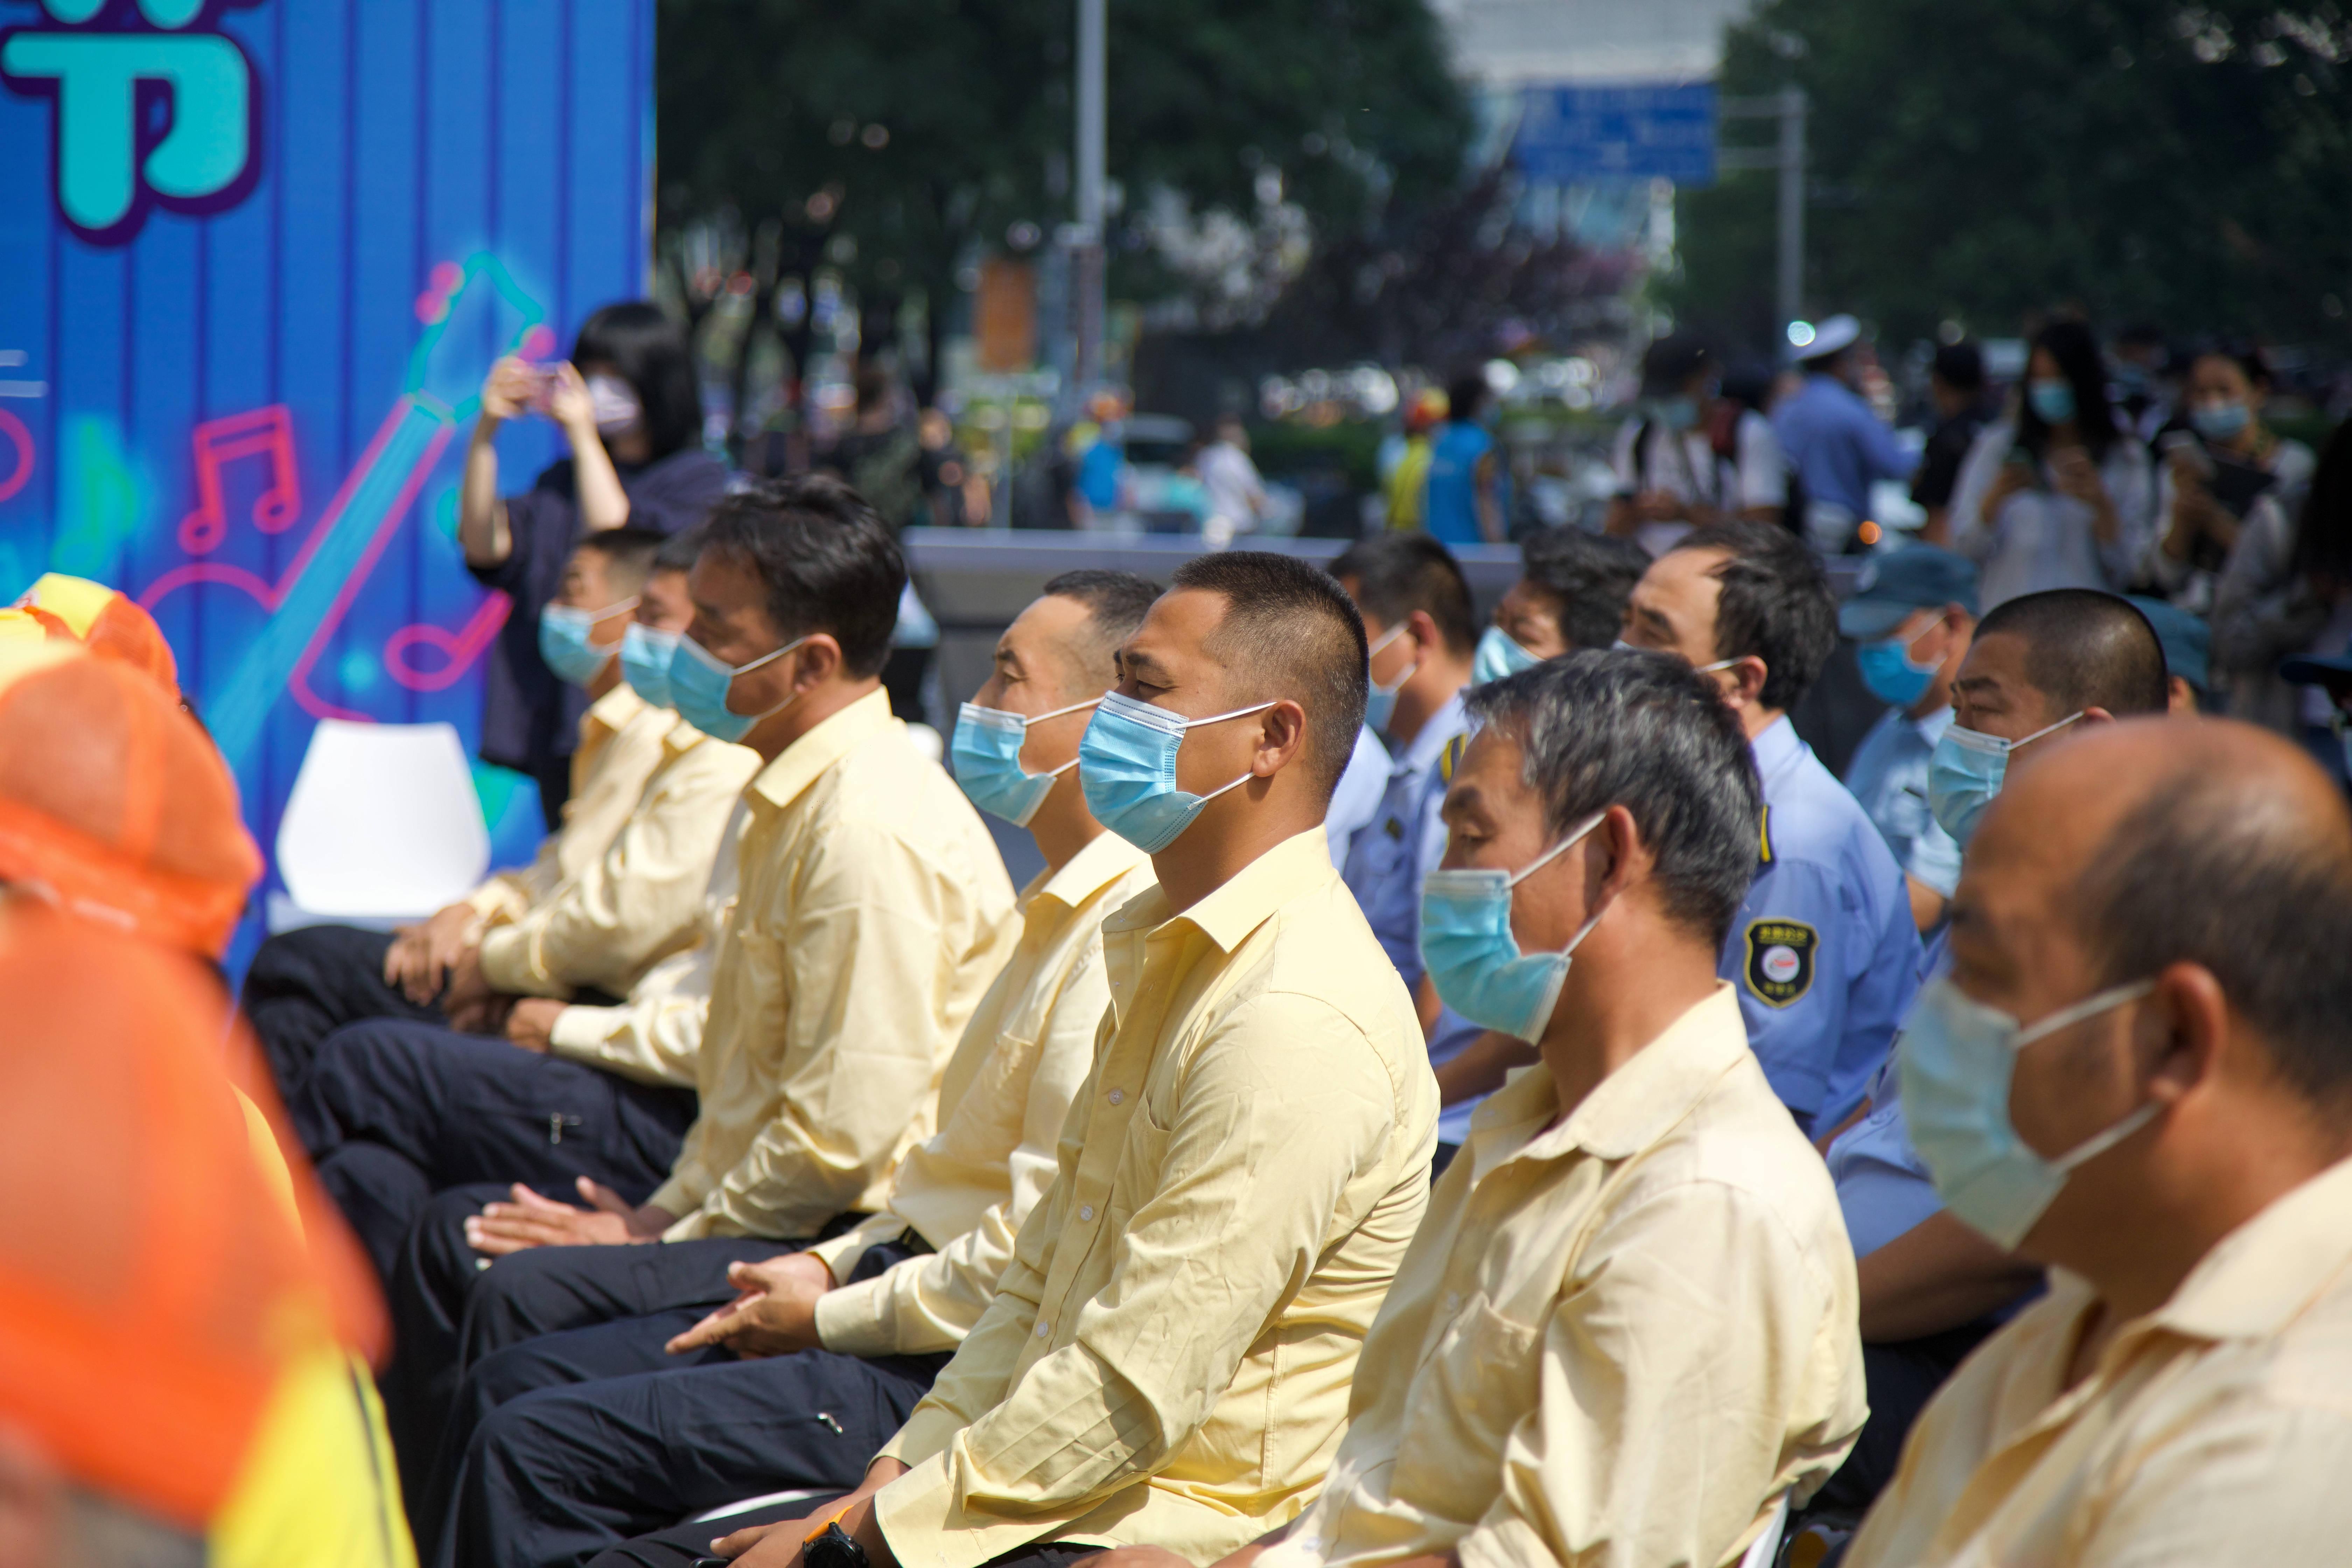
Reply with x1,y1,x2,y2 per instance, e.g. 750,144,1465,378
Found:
1444,1291,1461,1314
1107,1088,1124,1105
1079,1204,1095,1222
1036,1322,1050,1338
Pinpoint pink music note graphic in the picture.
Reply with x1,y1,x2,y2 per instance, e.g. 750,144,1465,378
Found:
385,592,510,691
179,404,300,554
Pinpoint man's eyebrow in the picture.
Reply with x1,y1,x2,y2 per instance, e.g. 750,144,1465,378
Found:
1122,649,1170,680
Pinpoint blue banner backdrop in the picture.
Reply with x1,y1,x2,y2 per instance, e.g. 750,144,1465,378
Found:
0,0,654,972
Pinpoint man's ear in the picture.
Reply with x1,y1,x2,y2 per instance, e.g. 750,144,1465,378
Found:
2080,706,2117,727
1724,654,1770,710
2144,960,2228,1108
792,634,846,688
1253,699,1310,776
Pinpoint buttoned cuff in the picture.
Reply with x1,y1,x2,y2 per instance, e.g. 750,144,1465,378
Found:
464,882,524,926
875,1404,965,1474
807,1212,903,1289
546,1003,619,1059
649,1174,707,1236
871,1451,990,1568
476,923,562,997
814,1273,901,1358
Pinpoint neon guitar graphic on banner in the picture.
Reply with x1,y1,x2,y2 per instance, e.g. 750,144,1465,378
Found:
140,253,553,766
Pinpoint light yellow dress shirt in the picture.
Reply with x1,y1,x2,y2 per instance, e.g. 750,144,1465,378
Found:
1261,984,1864,1568
873,826,1440,1568
467,684,668,926
809,830,1157,1358
544,799,748,1089
1847,1153,2352,1568
648,689,1018,1241
476,716,759,999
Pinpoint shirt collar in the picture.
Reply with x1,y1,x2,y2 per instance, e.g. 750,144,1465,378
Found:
660,712,713,756
1029,828,1155,918
586,682,646,733
1913,704,1955,745
1750,713,1803,779
746,687,897,816
1101,825,1334,954
1394,687,1471,776
1466,983,1750,1175
2144,1154,2352,1342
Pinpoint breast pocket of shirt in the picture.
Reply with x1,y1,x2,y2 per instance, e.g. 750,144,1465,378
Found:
1391,1295,1543,1507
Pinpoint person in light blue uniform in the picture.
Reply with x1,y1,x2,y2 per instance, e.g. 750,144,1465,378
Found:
1324,724,1393,869
1624,523,1921,1134
1840,545,1981,938
1328,535,1481,1147
1772,314,1918,552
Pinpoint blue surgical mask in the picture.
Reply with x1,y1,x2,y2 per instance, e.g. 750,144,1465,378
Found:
1856,631,1939,709
1927,713,2083,848
619,622,680,709
2026,379,2077,425
667,633,808,744
1078,690,1278,853
1646,396,1700,432
951,696,1099,826
1474,625,1541,684
1420,812,1608,1043
538,598,636,688
2190,400,2249,441
1364,623,1414,734
1898,975,2160,1250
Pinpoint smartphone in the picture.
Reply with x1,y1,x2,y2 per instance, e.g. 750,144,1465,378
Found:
2002,446,2042,488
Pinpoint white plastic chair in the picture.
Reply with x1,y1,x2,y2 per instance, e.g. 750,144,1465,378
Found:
688,1486,827,1526
269,720,490,930
1741,1492,1793,1568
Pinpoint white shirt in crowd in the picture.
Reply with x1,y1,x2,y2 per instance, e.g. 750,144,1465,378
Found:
1611,411,1788,556
1947,421,2154,610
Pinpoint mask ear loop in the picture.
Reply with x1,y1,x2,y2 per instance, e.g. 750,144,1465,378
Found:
729,635,813,725
2015,977,2163,1173
1504,811,1616,959
1183,700,1285,803
2012,710,2086,750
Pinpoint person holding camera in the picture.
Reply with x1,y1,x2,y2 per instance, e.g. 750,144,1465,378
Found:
2142,345,2315,616
459,302,728,827
1948,321,2152,611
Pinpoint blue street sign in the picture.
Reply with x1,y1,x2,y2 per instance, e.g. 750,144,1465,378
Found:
1514,82,1718,186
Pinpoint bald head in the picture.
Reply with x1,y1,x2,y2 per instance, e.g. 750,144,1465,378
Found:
1984,718,2352,1110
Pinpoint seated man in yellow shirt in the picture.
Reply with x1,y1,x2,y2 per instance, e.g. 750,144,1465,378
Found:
1160,650,1865,1568
284,528,761,1284
1845,717,2352,1567
242,526,687,1093
640,551,1440,1568
417,572,1164,1567
380,477,1019,1504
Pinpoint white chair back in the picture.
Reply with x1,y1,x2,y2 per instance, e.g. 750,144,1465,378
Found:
274,720,489,923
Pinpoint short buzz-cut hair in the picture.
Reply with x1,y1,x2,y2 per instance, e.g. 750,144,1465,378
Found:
1042,569,1159,691
576,526,666,595
651,525,706,576
1468,649,1762,945
2076,746,2352,1109
697,475,906,678
1520,528,1650,651
1169,550,1367,802
1328,533,1476,656
1668,522,1837,713
1974,589,2169,717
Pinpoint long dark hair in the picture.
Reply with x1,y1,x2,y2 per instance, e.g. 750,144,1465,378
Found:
2016,319,2121,461
2290,420,2352,593
572,301,703,461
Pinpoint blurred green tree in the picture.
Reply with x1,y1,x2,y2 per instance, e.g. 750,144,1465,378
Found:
1672,0,2352,354
658,0,1470,417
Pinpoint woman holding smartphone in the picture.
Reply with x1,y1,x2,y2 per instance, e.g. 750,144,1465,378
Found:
459,302,727,827
1947,318,2152,610
2141,345,2316,614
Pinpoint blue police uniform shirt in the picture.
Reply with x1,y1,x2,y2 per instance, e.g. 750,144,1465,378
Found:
1771,373,1917,520
1826,1054,1942,1259
1341,689,1468,981
1338,690,1486,1146
1722,715,1923,1134
1844,704,1964,899
1325,724,1393,869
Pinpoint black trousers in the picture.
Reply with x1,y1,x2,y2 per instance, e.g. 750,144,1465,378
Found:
293,1019,697,1285
386,1200,815,1524
241,924,446,1098
433,1242,946,1568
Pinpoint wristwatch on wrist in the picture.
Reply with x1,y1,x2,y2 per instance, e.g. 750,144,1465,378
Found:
806,1522,871,1568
